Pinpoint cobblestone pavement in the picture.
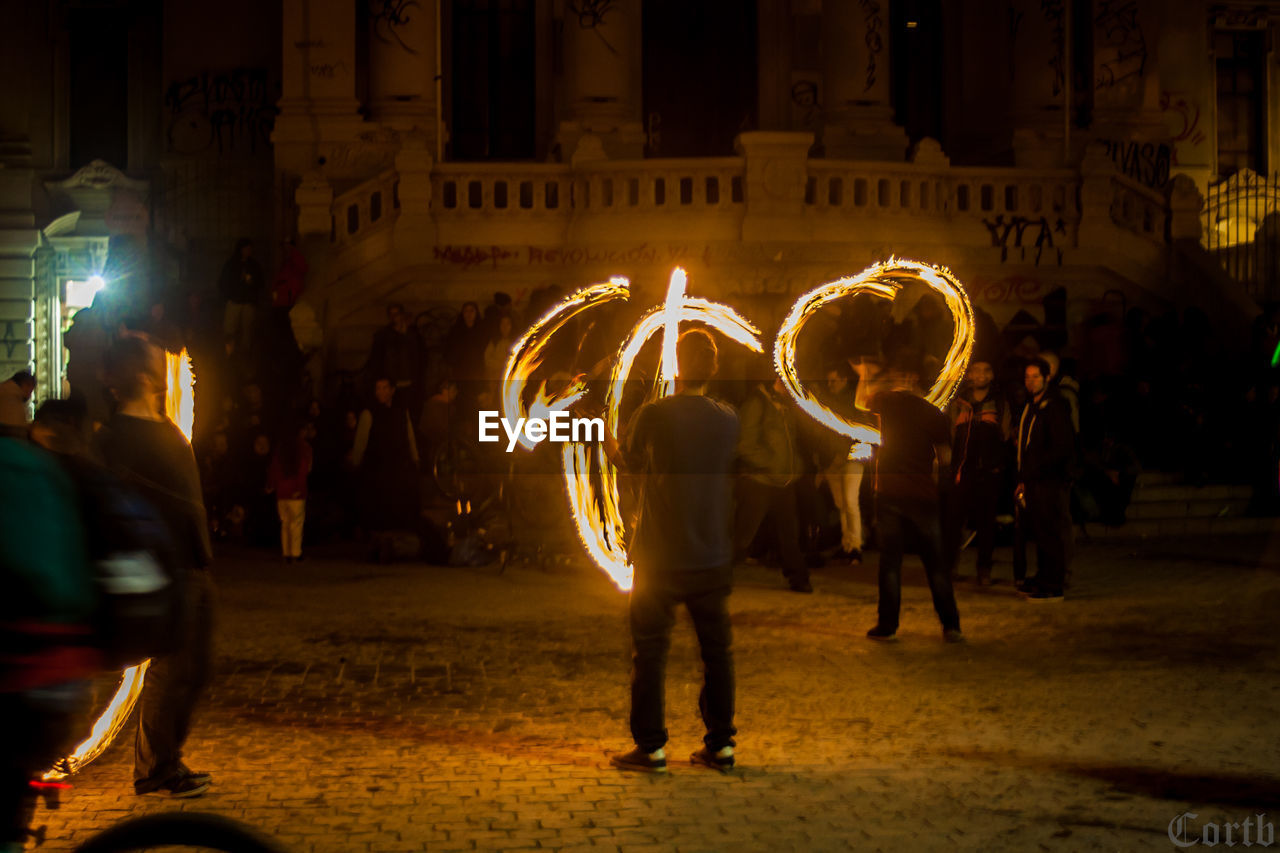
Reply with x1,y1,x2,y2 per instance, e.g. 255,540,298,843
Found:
26,533,1280,852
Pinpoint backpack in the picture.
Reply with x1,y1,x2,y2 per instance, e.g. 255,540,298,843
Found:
63,457,187,668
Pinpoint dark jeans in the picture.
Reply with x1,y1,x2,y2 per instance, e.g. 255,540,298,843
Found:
134,570,216,792
945,468,1001,574
876,498,960,632
734,478,808,584
1016,481,1072,595
629,572,735,753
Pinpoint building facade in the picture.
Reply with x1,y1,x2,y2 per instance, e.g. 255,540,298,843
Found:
1,0,1278,403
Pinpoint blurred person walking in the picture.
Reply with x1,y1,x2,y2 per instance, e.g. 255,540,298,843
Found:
0,415,98,849
97,336,215,797
607,330,740,774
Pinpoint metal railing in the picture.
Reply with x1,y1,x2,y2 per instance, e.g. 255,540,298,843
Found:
1203,168,1280,301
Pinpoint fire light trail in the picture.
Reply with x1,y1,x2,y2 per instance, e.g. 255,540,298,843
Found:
774,258,975,458
45,348,195,780
502,270,762,591
165,348,195,442
501,278,630,452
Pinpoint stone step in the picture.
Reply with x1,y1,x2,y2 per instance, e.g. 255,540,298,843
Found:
1129,484,1253,503
1085,516,1280,539
1125,498,1251,520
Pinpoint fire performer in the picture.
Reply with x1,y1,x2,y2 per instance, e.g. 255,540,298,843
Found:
605,330,739,774
865,351,964,643
97,336,214,797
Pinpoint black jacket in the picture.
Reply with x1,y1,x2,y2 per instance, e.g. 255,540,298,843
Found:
1016,391,1076,483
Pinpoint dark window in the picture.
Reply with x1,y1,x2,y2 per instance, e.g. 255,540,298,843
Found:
69,9,129,169
642,0,757,157
449,0,536,161
1216,30,1267,177
890,0,943,146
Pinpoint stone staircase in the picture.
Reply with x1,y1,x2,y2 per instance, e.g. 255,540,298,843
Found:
1087,472,1278,539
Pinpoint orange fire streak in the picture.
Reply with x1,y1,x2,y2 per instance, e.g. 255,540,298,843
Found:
503,272,762,592
774,258,974,457
45,348,195,780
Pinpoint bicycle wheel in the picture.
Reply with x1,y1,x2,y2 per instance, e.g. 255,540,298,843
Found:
74,812,288,853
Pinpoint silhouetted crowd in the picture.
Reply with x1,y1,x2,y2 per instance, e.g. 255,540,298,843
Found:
33,237,1280,573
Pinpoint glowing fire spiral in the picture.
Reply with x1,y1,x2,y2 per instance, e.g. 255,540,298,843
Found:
503,269,763,591
44,348,195,780
774,258,975,457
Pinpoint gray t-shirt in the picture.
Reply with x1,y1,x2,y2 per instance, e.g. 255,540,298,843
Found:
625,394,739,576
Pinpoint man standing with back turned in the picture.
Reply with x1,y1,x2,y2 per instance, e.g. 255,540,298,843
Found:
866,351,963,643
607,330,740,774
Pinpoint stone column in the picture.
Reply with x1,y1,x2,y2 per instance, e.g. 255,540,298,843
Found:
821,0,907,161
274,0,366,178
736,131,813,242
295,171,335,238
392,137,436,261
367,0,438,136
1076,142,1117,252
555,0,645,161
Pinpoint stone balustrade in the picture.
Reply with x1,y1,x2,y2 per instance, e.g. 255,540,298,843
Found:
331,168,399,247
317,143,1178,259
1107,173,1168,243
426,157,747,218
806,161,1080,224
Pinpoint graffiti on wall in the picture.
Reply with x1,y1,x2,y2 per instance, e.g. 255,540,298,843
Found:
431,243,709,270
309,61,350,79
367,0,421,54
1099,139,1171,189
1041,0,1067,97
2,321,29,361
790,79,822,132
568,0,619,55
969,273,1054,305
1095,0,1147,90
983,215,1067,265
858,0,884,92
164,69,277,156
1160,90,1208,166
